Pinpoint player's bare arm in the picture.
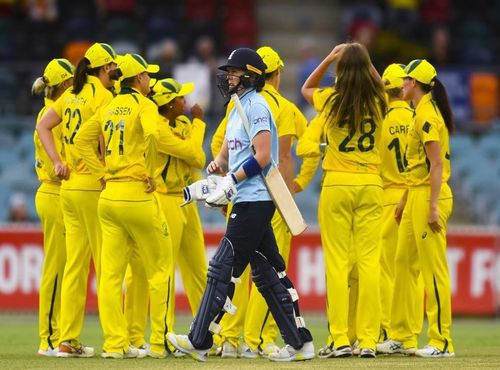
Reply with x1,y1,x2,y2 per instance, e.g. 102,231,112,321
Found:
301,43,346,104
36,107,68,179
425,140,443,232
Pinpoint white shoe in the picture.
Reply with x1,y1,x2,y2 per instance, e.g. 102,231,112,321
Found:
360,348,376,358
56,341,95,358
221,341,237,358
352,340,360,356
166,333,208,362
259,343,280,359
268,341,315,362
333,345,353,357
416,345,455,358
172,349,186,357
317,344,334,358
239,342,258,359
37,347,58,357
376,339,416,355
101,345,146,359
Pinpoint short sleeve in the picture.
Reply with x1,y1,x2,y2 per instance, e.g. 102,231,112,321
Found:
420,117,440,144
312,87,335,112
51,90,68,118
248,102,272,140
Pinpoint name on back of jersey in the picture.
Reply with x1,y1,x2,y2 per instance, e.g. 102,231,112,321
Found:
389,124,409,135
106,106,132,116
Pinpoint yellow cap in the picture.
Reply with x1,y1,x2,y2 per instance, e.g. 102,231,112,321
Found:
382,63,406,89
404,59,437,86
85,42,117,68
257,46,284,73
44,58,74,86
151,78,195,107
118,53,159,79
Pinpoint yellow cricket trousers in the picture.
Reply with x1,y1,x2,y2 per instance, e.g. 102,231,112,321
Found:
380,187,424,341
59,174,101,345
36,182,66,351
243,212,292,350
391,184,454,352
99,182,171,354
162,194,207,330
319,173,383,351
124,193,206,347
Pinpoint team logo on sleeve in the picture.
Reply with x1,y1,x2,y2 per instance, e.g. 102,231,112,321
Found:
422,121,431,133
253,116,268,125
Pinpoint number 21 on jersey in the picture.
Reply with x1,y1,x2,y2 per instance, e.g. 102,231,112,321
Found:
104,119,125,156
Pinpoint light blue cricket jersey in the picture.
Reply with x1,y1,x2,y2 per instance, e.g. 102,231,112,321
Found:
226,89,278,203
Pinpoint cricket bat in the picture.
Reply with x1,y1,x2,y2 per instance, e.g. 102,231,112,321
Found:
231,93,308,236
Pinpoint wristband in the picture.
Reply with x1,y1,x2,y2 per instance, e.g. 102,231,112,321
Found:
242,156,262,178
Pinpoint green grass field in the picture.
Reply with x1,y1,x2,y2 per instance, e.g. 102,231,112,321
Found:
1,313,500,369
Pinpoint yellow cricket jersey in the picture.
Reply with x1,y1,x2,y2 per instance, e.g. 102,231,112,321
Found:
34,98,64,184
75,87,159,182
154,115,206,194
291,104,321,191
52,75,113,175
299,87,383,176
210,84,296,157
405,92,451,186
380,100,414,188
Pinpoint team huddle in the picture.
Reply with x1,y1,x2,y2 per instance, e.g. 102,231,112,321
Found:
33,40,455,362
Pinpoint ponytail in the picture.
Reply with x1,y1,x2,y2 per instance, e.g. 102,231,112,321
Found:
32,76,58,99
72,58,101,95
31,76,47,96
417,78,454,134
432,79,454,134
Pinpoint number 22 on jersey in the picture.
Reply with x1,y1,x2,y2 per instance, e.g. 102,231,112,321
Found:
63,108,82,145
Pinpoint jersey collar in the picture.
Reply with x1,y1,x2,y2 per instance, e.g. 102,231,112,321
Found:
414,92,433,113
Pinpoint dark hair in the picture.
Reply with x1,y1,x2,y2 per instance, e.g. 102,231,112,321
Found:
120,76,136,89
72,58,101,95
322,43,387,136
386,87,402,99
158,104,170,116
417,78,454,134
109,68,122,81
264,69,278,81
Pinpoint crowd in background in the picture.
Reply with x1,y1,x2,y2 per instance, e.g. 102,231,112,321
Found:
0,0,499,224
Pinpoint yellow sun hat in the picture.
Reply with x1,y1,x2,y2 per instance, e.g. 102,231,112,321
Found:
256,46,284,73
151,78,195,107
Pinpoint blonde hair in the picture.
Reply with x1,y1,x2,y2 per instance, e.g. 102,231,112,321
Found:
31,76,57,98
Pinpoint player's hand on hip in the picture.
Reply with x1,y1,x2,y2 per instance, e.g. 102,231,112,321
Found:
145,177,156,193
54,161,69,180
394,203,404,225
428,207,442,233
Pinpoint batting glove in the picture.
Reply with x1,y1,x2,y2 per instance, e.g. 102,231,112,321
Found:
205,173,237,207
181,178,217,206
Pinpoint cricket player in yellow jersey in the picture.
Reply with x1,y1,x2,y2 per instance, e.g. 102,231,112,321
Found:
74,53,171,359
299,43,387,358
36,42,117,357
383,60,455,358
152,78,207,332
210,46,319,358
32,58,74,357
122,78,208,355
376,64,425,352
